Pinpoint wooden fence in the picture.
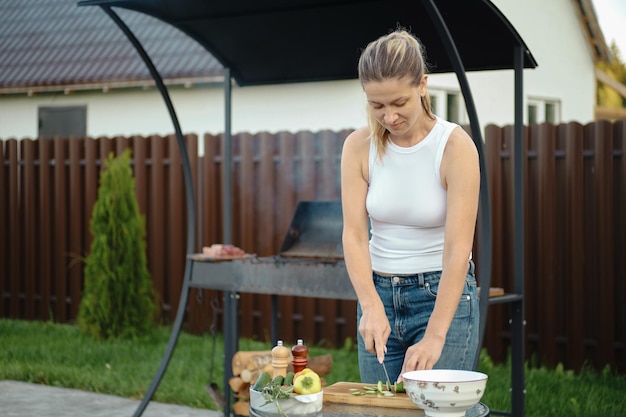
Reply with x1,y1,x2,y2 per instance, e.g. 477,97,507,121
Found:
483,120,626,373
1,120,624,373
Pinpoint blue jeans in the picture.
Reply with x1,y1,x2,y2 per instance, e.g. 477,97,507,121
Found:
357,261,479,383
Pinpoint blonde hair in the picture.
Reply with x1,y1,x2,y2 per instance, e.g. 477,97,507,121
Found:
358,29,435,158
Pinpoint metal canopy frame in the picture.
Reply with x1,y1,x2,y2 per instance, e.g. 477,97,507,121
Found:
77,1,535,416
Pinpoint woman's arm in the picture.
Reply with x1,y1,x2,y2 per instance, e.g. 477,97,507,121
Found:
400,126,480,373
341,127,390,363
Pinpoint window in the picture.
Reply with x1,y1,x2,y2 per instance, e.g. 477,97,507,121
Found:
428,89,466,124
527,98,560,125
430,95,438,116
446,93,461,124
528,103,538,125
545,102,557,123
38,106,87,138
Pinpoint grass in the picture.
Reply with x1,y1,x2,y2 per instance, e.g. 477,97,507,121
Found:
1,319,625,416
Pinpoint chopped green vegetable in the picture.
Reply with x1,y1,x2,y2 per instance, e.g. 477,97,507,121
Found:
394,381,405,393
349,381,398,398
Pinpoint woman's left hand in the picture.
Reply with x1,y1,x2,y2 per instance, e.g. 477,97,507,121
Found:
398,334,445,379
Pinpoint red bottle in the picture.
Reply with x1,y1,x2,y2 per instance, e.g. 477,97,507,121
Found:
291,339,309,374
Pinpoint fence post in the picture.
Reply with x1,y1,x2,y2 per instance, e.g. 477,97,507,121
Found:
591,120,615,369
562,122,585,369
536,123,557,366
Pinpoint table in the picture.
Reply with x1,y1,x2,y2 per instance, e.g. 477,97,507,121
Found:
249,402,490,417
188,257,499,417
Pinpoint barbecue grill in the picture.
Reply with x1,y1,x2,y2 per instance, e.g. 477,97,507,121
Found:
190,200,353,406
190,200,354,300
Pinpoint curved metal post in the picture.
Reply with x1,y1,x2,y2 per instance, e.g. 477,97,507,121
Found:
97,7,196,417
422,0,493,369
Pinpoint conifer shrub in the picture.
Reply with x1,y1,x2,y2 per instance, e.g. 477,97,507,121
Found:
77,148,157,339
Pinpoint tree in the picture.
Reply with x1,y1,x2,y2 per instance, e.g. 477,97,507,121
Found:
77,148,157,339
597,41,626,108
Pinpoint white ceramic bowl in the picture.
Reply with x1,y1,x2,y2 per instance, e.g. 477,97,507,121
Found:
249,388,323,417
402,369,488,417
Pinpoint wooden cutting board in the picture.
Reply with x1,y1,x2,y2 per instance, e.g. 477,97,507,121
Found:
323,382,421,410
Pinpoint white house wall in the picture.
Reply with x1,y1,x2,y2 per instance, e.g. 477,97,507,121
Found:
427,0,595,128
0,79,366,140
0,0,596,141
487,0,595,125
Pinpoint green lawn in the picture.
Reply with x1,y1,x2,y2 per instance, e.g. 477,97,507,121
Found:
1,319,624,416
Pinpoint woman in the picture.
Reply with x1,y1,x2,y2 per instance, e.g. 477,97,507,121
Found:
341,28,480,384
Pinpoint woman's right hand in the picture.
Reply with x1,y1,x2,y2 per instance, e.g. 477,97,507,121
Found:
358,300,391,363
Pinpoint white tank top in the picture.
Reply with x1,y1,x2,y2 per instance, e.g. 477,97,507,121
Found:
366,117,458,274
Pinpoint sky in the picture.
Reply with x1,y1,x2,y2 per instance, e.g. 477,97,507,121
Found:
591,0,626,58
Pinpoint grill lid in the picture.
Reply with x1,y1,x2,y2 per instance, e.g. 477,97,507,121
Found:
279,200,343,259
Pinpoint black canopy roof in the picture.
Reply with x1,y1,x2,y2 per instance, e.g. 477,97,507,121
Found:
78,0,537,86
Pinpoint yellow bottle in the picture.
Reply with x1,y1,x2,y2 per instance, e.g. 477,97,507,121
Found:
271,340,290,378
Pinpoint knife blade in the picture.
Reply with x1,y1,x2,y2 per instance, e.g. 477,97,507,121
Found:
381,359,391,388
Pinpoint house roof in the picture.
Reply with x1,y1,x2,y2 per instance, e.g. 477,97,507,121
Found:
574,0,612,62
0,0,224,94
